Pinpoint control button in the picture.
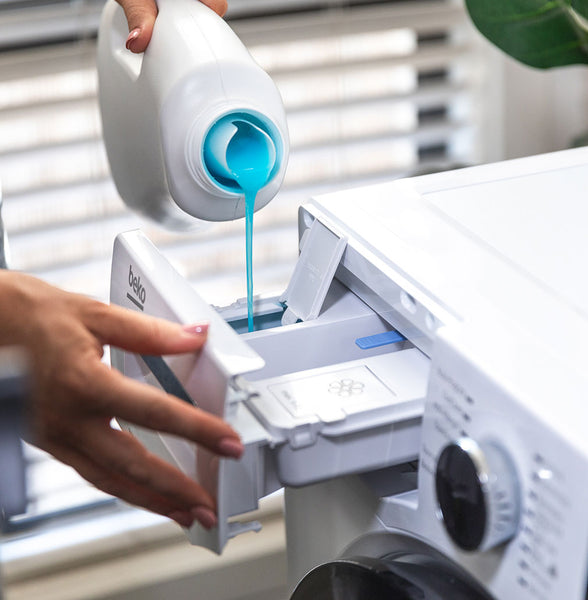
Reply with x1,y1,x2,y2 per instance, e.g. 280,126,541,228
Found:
435,438,520,552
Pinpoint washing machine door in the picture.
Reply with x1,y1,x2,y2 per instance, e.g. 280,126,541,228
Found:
290,555,493,600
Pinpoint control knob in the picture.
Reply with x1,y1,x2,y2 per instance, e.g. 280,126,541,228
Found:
435,438,520,552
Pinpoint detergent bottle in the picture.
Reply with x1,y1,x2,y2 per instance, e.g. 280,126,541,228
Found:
97,0,289,230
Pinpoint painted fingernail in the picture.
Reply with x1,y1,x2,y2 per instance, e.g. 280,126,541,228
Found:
192,506,217,530
168,510,195,528
218,437,244,459
182,322,209,336
125,28,141,51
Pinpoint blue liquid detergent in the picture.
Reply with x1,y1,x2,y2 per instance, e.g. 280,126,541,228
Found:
224,121,276,332
244,190,256,332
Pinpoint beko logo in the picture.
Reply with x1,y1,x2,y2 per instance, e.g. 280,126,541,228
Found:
127,264,146,310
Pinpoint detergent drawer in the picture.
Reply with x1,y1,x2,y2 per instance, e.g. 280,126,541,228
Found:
110,230,429,553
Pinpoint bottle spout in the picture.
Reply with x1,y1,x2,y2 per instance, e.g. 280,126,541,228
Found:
203,116,277,193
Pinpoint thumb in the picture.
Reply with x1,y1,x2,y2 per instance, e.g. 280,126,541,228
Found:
116,0,158,54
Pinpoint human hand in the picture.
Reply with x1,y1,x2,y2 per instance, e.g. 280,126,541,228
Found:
0,271,243,530
117,0,228,53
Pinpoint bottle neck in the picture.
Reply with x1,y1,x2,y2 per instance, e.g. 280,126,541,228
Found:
202,112,279,194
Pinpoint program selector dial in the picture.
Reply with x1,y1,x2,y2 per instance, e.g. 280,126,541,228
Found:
435,437,521,552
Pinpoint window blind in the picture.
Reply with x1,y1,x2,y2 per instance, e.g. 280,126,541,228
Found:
0,0,492,529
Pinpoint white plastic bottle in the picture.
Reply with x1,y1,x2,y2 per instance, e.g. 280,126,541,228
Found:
97,0,289,229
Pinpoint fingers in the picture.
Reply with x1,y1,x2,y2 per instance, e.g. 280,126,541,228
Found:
48,438,216,529
116,0,158,53
85,301,209,356
85,426,216,509
199,0,228,17
116,0,227,54
80,307,244,455
91,363,244,457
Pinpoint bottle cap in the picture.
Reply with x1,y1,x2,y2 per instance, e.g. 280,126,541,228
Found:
203,113,277,193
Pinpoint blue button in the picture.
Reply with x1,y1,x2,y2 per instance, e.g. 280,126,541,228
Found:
355,330,405,350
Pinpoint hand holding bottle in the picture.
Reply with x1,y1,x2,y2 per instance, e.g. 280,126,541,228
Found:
116,0,228,53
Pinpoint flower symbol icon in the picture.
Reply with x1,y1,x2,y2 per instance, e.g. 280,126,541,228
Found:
328,378,365,397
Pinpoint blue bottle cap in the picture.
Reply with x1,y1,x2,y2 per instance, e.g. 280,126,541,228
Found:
203,113,277,193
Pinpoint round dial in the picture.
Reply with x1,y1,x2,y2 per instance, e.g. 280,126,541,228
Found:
435,438,520,552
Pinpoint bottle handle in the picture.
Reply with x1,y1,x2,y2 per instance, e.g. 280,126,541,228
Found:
101,0,144,82
155,0,214,14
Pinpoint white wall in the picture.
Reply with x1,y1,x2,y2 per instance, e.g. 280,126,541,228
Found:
487,43,588,160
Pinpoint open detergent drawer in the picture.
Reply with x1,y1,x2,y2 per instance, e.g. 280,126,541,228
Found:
110,230,429,553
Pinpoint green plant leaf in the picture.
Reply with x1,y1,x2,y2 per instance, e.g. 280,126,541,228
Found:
465,0,588,68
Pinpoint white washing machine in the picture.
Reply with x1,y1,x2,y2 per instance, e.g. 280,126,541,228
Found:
111,147,588,600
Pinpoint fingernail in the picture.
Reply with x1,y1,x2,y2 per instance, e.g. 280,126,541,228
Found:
168,510,195,528
182,322,209,336
218,437,244,459
125,28,141,51
192,506,217,530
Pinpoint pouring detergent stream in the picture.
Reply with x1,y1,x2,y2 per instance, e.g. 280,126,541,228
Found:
204,117,277,331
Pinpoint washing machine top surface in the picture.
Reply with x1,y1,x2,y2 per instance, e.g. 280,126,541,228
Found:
312,147,588,342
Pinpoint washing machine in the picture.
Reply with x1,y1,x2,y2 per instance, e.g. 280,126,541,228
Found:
111,147,588,599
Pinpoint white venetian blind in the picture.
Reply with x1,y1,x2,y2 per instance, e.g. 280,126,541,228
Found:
0,0,492,526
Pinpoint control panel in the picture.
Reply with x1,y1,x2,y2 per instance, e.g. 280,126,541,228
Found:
413,323,588,600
